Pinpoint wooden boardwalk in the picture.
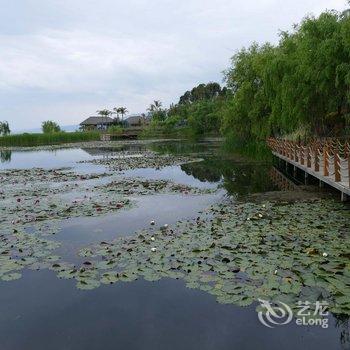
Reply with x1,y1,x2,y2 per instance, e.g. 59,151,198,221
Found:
267,138,350,201
100,127,145,141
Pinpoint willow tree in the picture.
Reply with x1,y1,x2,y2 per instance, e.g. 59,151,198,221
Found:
222,8,350,140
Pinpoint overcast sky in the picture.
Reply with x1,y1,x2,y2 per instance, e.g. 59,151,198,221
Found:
0,0,347,130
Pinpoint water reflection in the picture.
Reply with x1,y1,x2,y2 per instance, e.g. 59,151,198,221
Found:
80,141,278,197
268,166,298,191
0,140,349,350
0,150,11,163
149,140,277,195
81,144,145,157
181,159,276,196
335,314,350,350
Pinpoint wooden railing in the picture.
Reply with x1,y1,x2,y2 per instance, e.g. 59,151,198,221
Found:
269,167,298,191
267,138,350,188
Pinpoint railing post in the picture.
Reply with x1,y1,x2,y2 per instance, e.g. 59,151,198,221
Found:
323,144,329,177
334,149,341,182
288,142,291,159
348,155,350,188
300,146,304,165
307,147,311,168
314,145,319,172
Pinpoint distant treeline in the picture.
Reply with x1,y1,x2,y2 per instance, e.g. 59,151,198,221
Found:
147,9,350,141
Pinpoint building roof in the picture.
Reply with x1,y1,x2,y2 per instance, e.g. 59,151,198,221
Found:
80,116,114,125
124,115,149,125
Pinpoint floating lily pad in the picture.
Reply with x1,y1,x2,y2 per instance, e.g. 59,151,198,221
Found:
1,272,22,281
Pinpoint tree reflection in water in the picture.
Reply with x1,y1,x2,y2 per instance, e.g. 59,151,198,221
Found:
0,150,11,163
150,140,277,196
180,159,276,196
334,314,350,350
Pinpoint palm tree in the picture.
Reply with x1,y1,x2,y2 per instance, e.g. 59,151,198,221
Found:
148,100,162,113
113,107,119,118
96,109,112,118
147,105,155,113
117,107,128,122
154,100,162,110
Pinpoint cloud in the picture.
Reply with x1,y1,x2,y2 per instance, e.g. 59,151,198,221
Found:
0,0,347,129
0,30,184,92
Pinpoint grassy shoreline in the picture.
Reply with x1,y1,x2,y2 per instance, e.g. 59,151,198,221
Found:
0,131,100,147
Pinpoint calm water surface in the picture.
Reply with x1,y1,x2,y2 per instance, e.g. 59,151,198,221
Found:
0,141,348,350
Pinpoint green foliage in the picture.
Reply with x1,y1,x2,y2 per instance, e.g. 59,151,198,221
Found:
148,82,227,137
113,107,128,121
148,100,167,121
148,8,350,141
0,121,10,136
223,132,272,162
179,82,227,104
42,120,61,134
187,99,222,136
107,125,123,134
96,109,113,118
223,10,350,139
0,131,99,147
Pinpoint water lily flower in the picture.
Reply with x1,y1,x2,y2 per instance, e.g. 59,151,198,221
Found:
258,213,263,218
151,247,157,252
151,237,155,241
323,252,328,257
274,269,278,275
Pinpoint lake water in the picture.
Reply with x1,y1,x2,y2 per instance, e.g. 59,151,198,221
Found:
0,140,348,350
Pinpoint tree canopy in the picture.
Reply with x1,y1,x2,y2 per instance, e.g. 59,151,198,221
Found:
0,121,11,136
223,9,350,139
147,8,350,140
42,120,61,134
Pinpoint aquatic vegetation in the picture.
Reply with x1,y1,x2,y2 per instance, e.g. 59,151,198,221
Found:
68,199,350,315
0,167,128,232
0,139,178,152
0,229,60,281
0,165,213,236
79,151,202,171
1,142,349,319
0,167,111,186
98,177,214,196
0,131,100,147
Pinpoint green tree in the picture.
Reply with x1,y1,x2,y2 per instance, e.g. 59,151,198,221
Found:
148,101,166,121
42,120,61,133
96,109,113,118
0,121,11,136
222,9,350,139
117,107,128,122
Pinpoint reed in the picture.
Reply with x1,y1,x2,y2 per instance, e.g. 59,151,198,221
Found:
0,131,100,147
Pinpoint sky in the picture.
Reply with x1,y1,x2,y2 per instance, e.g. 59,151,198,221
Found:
0,0,347,131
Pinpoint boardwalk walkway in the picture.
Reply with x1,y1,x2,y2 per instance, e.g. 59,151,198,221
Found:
267,138,350,201
100,127,145,141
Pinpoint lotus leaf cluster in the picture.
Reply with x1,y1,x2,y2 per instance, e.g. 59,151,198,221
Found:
68,199,350,315
79,151,202,171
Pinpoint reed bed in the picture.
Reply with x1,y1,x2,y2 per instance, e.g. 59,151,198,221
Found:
0,131,100,147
